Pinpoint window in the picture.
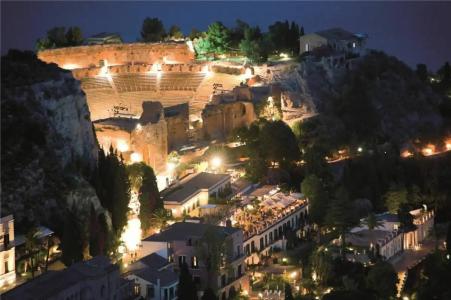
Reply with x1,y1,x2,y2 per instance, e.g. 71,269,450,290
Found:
191,256,198,269
352,42,356,48
187,238,192,246
237,264,242,277
169,287,174,299
163,288,168,300
178,255,186,266
305,44,309,52
4,261,9,273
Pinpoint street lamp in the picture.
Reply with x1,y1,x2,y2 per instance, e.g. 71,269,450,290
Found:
210,156,222,170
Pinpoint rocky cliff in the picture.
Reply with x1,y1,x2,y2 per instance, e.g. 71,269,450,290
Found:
272,51,444,145
1,50,102,231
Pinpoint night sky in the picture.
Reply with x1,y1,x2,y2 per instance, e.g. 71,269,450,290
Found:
2,1,451,70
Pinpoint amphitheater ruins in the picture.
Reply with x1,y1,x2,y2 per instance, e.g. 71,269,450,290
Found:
38,42,264,182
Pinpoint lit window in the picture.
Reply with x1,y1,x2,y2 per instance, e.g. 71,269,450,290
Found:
352,42,356,48
305,44,309,52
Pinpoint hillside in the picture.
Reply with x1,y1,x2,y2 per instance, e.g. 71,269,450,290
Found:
1,50,102,232
274,51,445,146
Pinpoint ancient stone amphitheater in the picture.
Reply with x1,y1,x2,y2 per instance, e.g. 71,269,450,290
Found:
38,42,244,121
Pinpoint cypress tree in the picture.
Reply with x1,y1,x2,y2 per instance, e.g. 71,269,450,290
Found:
178,262,198,300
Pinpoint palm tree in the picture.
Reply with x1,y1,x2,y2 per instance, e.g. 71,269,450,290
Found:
362,213,384,231
150,208,171,232
25,227,41,278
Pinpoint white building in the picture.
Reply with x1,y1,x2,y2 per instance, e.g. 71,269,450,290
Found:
126,253,178,300
299,27,367,56
0,215,16,289
163,172,231,218
3,256,134,300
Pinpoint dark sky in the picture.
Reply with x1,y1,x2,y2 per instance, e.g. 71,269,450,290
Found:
2,1,451,70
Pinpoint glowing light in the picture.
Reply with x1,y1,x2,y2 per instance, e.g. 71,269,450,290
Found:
210,156,222,169
186,40,195,53
62,63,79,70
422,144,435,156
445,139,451,151
290,271,297,279
357,147,363,153
258,292,263,299
244,67,252,78
280,53,289,58
282,257,288,263
130,152,143,163
136,123,142,131
167,162,177,173
401,150,413,158
241,290,249,296
403,296,409,300
117,140,129,152
121,218,142,252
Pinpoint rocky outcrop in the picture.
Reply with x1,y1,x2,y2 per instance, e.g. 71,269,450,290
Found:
1,50,101,230
270,51,444,145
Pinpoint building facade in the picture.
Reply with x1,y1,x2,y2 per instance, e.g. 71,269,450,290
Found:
299,28,367,56
141,222,248,299
126,253,178,300
162,172,231,218
4,256,134,300
0,215,16,289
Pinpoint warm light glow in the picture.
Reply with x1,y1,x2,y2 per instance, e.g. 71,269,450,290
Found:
210,156,222,169
117,139,129,152
290,271,297,279
402,296,409,300
167,162,177,172
422,144,435,156
241,290,249,296
130,152,143,163
186,40,195,53
401,150,413,158
357,147,363,153
445,139,451,151
282,257,288,263
62,63,79,70
121,218,142,252
280,53,289,58
244,67,252,78
136,123,142,131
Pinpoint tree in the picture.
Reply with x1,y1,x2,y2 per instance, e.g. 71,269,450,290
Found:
127,163,161,232
168,25,184,40
362,213,384,231
150,208,171,231
384,185,408,213
309,249,333,285
259,120,300,168
301,174,328,227
189,28,202,40
61,210,84,266
326,187,358,256
198,22,230,56
239,26,268,63
284,283,294,300
178,262,198,300
47,27,67,47
230,19,250,48
65,27,83,46
95,147,130,234
365,262,397,299
447,223,451,255
141,17,166,42
24,227,40,278
201,288,218,300
36,26,83,50
416,64,428,82
195,227,226,290
438,61,450,84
